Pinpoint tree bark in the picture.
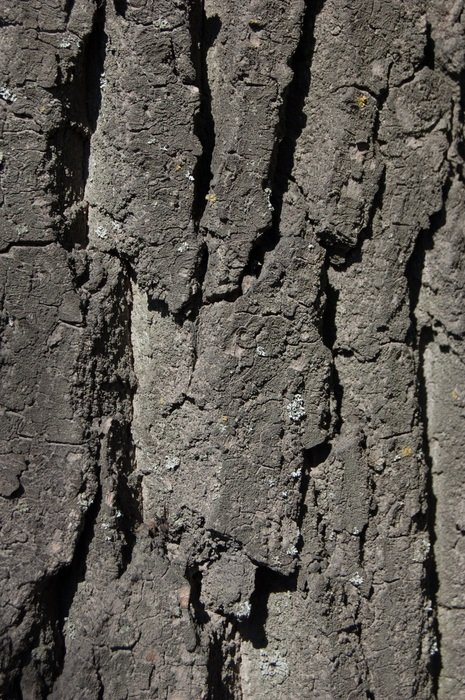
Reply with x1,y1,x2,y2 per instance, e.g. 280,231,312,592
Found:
1,1,464,698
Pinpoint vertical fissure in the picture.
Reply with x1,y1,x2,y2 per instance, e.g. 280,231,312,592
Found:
74,0,142,574
25,3,112,692
320,266,344,437
171,0,219,323
113,0,127,18
87,253,142,579
116,270,143,574
24,449,103,699
189,0,217,225
206,632,230,700
417,325,441,692
405,182,451,694
240,0,325,282
47,0,107,254
205,622,243,700
64,0,75,24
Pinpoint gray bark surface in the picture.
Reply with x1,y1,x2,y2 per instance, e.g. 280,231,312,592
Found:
0,0,464,698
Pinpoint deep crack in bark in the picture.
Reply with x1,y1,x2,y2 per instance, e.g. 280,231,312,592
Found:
241,0,325,284
406,182,451,695
189,0,217,225
13,4,110,695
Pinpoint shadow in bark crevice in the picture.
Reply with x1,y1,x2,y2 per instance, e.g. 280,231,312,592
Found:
113,0,127,18
238,567,298,649
45,0,107,252
240,0,326,286
405,179,452,695
189,4,220,224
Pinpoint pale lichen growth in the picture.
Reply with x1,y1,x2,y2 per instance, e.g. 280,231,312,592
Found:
349,572,364,587
233,601,251,620
95,225,108,239
0,87,17,103
264,186,274,211
286,394,306,422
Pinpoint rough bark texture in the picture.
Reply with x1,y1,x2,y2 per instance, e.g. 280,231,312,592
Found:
1,1,464,698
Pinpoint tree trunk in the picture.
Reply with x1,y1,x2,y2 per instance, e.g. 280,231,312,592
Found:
1,1,464,698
